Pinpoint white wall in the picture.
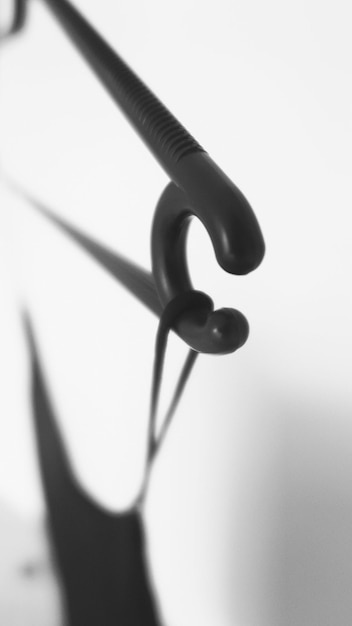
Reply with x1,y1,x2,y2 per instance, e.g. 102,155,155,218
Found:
1,1,352,624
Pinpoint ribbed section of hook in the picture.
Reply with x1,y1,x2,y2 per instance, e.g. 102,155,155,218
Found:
151,153,265,354
4,0,265,354
40,0,205,172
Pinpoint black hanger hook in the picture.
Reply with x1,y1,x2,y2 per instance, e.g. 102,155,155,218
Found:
152,153,265,354
3,0,266,355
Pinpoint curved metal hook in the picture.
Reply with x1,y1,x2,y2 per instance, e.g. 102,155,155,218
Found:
152,153,265,354
0,0,27,41
2,0,265,355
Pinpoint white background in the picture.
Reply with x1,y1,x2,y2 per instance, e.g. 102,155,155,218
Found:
1,0,352,624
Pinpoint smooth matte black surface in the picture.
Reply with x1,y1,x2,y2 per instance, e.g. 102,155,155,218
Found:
38,0,264,354
5,0,265,354
12,183,249,353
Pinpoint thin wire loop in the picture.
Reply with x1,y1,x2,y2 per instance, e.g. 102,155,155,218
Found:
136,291,209,506
147,291,210,462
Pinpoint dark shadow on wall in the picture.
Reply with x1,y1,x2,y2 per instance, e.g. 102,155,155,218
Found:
277,399,352,626
24,315,162,626
20,278,352,626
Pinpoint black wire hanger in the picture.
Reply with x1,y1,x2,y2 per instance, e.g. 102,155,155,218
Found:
1,0,265,356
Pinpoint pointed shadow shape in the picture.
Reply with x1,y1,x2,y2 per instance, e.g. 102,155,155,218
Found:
23,313,163,626
7,180,162,317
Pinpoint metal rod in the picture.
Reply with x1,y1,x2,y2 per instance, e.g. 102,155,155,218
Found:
2,0,266,354
40,0,204,177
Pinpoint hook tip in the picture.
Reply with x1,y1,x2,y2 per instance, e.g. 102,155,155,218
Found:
207,308,249,354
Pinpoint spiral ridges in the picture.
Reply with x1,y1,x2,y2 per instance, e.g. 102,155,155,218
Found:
108,57,205,162
43,0,205,164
